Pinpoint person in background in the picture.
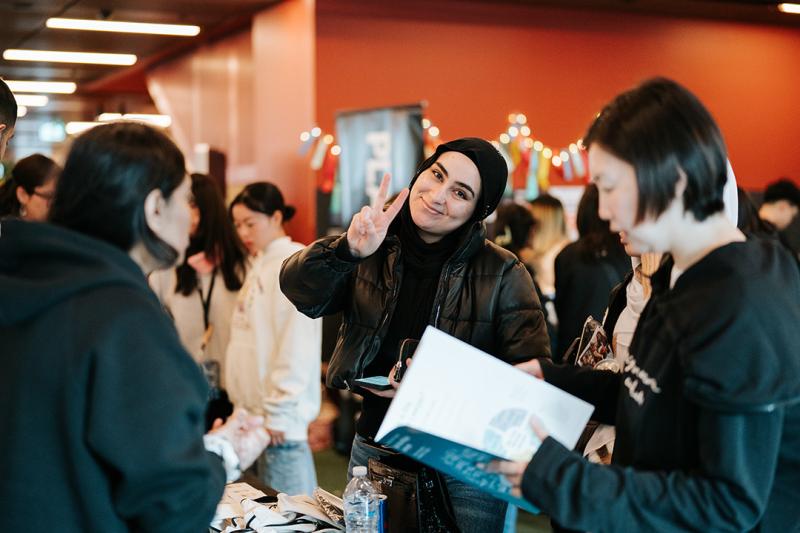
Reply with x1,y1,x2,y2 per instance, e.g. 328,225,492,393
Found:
528,193,570,300
489,77,800,531
149,173,248,390
280,138,551,533
738,186,778,240
493,201,553,334
226,182,322,496
553,184,630,361
758,178,800,259
0,122,268,531
0,78,16,161
0,154,61,221
758,178,799,232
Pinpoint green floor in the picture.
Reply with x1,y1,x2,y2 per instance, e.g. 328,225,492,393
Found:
313,448,552,532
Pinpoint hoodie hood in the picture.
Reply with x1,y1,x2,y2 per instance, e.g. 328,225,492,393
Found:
0,219,150,327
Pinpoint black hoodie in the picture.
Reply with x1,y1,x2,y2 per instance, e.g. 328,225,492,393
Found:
0,219,224,532
529,237,800,532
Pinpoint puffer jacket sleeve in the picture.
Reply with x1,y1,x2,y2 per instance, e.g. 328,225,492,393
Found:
495,259,551,362
279,233,360,318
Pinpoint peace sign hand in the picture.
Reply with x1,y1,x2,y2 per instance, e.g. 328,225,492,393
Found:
347,174,409,258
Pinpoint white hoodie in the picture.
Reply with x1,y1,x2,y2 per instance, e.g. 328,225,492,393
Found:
225,236,322,441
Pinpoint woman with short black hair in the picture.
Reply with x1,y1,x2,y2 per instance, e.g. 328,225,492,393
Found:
491,78,800,531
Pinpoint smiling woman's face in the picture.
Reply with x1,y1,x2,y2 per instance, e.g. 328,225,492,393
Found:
408,151,481,243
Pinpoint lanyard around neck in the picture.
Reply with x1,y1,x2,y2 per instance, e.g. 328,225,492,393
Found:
197,269,217,332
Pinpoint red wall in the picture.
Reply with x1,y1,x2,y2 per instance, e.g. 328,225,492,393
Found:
315,0,800,189
252,0,317,244
148,31,255,182
148,1,317,243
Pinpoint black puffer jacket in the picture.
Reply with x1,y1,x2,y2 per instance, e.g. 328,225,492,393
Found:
280,222,551,390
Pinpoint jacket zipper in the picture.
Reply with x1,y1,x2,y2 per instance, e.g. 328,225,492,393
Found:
431,263,451,329
355,251,401,379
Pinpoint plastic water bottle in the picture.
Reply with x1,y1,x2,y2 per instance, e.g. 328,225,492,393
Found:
343,466,380,532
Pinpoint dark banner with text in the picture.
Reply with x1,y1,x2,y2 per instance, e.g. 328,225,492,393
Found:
330,103,424,228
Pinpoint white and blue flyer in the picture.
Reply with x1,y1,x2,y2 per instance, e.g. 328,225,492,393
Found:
376,326,594,514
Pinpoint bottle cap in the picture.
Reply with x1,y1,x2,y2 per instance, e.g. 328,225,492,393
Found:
352,466,368,477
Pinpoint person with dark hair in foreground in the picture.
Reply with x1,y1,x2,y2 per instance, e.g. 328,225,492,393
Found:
0,78,17,160
489,78,800,531
0,122,268,532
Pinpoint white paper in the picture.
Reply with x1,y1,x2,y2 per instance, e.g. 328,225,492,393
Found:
376,326,594,462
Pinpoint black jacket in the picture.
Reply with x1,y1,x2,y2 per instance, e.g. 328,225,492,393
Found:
553,240,630,362
0,220,225,532
280,222,551,390
527,238,800,532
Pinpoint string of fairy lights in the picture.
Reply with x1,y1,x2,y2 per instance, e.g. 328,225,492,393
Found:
299,113,588,202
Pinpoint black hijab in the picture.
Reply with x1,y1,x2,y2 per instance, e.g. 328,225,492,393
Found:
396,137,509,270
409,137,508,223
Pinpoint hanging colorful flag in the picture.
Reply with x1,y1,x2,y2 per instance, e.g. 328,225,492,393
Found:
537,150,551,191
495,141,515,174
508,139,522,169
512,144,530,190
570,147,586,179
561,151,573,181
298,133,316,155
310,135,331,170
525,149,540,199
319,149,339,194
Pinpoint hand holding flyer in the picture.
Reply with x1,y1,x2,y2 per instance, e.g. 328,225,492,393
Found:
376,327,594,513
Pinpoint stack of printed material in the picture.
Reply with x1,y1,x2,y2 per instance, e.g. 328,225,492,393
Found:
376,327,594,513
210,483,344,532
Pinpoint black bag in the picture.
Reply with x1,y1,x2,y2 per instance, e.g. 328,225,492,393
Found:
201,360,233,431
360,439,460,533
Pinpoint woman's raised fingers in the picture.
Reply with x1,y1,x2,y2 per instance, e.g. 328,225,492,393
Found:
382,187,409,224
372,173,392,211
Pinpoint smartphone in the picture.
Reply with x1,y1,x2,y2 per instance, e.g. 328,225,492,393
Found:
353,375,393,391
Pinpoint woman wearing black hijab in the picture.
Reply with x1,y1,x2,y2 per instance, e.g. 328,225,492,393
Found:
281,138,551,532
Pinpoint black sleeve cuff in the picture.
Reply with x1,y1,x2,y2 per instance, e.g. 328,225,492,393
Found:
333,233,363,263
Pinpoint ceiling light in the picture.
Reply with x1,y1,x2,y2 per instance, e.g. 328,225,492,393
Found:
3,49,136,66
778,3,800,14
46,18,200,36
5,80,77,94
14,94,48,107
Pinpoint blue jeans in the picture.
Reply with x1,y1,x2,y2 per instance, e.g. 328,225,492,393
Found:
349,434,508,533
257,440,317,496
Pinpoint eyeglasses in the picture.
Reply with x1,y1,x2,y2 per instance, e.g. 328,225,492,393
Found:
32,190,55,203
